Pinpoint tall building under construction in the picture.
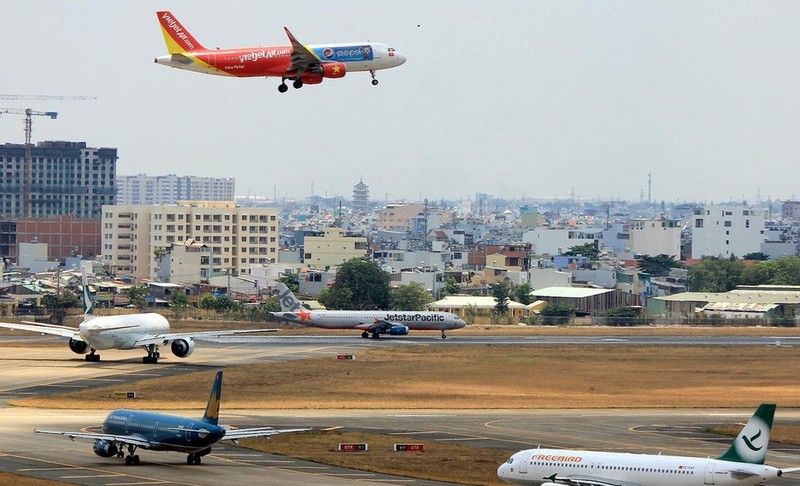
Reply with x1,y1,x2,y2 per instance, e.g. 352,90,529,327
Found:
0,141,117,219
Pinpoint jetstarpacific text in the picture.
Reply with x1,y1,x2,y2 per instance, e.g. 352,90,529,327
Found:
385,314,445,322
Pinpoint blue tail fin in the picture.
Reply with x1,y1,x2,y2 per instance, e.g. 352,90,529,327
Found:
201,371,223,425
718,403,775,464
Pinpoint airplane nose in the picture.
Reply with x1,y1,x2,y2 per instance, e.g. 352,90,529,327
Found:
497,462,512,482
394,52,407,65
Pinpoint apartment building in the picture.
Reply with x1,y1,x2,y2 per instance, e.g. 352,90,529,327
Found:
116,174,235,205
0,141,116,218
102,201,279,280
302,227,369,268
690,205,766,259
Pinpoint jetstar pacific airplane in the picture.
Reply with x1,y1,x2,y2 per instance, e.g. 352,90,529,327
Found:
270,283,466,339
497,403,800,486
34,370,309,466
0,273,277,363
154,11,406,93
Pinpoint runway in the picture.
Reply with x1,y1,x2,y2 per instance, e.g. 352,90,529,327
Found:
1,334,799,485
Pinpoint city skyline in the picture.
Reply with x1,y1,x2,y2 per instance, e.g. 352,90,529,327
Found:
2,1,799,204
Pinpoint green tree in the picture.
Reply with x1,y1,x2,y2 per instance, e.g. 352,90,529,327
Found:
278,272,299,293
492,281,512,315
170,291,191,318
437,276,460,299
743,252,770,261
199,292,216,310
688,257,745,292
392,282,432,311
772,256,800,285
323,258,390,310
563,242,599,260
126,284,149,309
42,291,81,310
318,285,353,310
214,294,241,312
740,260,778,286
637,254,684,277
512,282,532,305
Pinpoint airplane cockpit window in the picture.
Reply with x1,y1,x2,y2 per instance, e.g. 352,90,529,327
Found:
506,457,514,464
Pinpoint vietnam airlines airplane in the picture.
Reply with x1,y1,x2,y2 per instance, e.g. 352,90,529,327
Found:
154,10,406,93
0,274,276,363
34,370,309,466
270,283,466,339
497,403,800,486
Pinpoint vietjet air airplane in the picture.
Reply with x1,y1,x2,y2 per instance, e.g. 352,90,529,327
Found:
35,370,309,466
271,283,466,339
154,11,406,93
497,403,800,486
0,274,276,363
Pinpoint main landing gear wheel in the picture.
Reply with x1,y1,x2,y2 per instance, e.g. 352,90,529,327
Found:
293,79,303,89
142,344,160,364
187,453,202,465
278,83,288,93
85,349,100,362
125,455,140,465
361,331,369,339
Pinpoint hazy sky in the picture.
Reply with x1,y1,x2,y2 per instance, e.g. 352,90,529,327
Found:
2,1,799,205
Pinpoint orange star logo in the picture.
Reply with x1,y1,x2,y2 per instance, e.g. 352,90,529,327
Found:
298,310,312,322
332,65,341,74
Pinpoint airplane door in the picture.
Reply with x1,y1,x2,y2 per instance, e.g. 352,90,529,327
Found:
516,452,529,474
704,463,715,485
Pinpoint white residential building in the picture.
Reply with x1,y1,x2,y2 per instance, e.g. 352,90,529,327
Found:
102,201,279,280
690,205,766,259
522,227,602,256
116,174,234,205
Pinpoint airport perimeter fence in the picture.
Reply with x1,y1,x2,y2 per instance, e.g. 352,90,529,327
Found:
590,316,799,327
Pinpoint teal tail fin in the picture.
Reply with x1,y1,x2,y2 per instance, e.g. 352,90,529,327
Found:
718,403,775,464
201,371,223,426
81,271,94,315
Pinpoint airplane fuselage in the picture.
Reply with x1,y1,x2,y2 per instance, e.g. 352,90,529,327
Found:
78,314,170,350
271,310,466,332
155,42,402,77
104,409,225,453
497,448,783,486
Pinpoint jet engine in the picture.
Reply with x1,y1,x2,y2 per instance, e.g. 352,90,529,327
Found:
93,440,119,458
171,338,195,358
321,62,346,78
387,324,409,336
69,338,88,355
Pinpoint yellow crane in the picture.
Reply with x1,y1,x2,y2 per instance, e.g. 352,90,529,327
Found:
0,94,95,217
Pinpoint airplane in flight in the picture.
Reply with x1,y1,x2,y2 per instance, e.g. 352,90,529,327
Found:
497,403,800,486
34,370,309,466
0,273,276,363
154,10,406,93
270,283,466,339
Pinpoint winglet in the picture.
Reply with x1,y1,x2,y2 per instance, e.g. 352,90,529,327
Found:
157,11,206,53
718,403,775,464
201,371,223,426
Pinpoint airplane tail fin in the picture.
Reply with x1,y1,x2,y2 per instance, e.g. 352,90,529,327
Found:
276,282,304,313
718,403,775,464
157,11,206,53
201,371,223,426
80,271,94,316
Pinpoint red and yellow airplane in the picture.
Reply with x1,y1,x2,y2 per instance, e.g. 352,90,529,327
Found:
154,11,406,93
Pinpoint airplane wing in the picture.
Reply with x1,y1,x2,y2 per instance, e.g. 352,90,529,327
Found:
0,321,80,339
283,27,321,73
542,473,640,486
133,328,279,347
34,429,152,449
223,426,311,441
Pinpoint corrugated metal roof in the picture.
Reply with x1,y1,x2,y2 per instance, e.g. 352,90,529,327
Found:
430,295,527,309
702,302,778,313
657,291,800,304
530,287,613,298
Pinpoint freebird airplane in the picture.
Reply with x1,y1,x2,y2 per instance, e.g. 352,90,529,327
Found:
0,274,276,363
154,11,406,93
497,403,800,486
34,370,309,466
270,283,466,339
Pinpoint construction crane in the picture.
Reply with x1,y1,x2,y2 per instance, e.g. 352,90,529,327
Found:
0,94,96,101
0,108,59,217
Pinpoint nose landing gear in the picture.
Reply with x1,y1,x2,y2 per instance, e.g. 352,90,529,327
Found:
370,70,379,86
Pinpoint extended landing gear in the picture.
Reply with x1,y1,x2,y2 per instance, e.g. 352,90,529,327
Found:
278,82,288,93
278,77,304,93
361,331,369,339
85,349,100,362
186,453,202,465
124,445,140,466
142,344,160,364
293,78,303,89
370,69,379,86
441,331,448,339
